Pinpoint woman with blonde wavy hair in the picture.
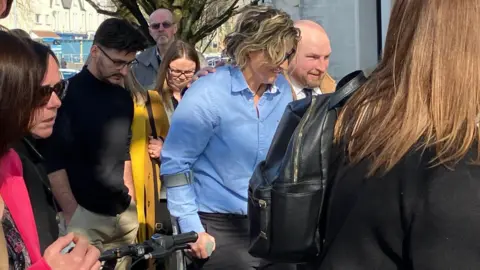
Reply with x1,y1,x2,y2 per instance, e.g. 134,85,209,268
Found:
316,0,480,269
160,6,299,269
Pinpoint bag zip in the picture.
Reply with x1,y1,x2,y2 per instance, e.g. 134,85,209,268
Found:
293,96,317,183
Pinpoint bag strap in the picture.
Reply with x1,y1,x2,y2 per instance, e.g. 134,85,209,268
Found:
328,70,367,110
317,70,368,256
145,92,162,167
145,92,160,140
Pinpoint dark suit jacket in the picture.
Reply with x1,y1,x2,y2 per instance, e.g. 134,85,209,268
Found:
133,46,159,90
315,144,480,269
13,137,59,253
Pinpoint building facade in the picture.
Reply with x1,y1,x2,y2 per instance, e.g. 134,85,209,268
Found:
2,0,112,64
265,0,394,80
3,0,111,35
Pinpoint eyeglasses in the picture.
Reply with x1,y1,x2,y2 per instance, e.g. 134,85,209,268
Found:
97,46,138,69
168,67,195,78
38,79,68,106
149,21,174,30
283,48,296,62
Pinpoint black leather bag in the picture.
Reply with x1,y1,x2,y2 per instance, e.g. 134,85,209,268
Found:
248,71,367,263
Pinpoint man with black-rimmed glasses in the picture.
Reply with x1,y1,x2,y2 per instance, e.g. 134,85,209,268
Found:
40,18,146,270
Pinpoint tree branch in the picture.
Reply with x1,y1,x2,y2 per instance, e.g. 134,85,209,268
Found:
137,0,156,16
179,0,207,41
120,1,152,43
190,0,239,43
201,31,217,53
85,0,120,17
90,0,259,48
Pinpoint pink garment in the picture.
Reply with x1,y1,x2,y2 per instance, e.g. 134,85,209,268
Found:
0,149,50,269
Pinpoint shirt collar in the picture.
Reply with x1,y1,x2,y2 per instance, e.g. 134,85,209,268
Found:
230,66,281,94
290,78,321,95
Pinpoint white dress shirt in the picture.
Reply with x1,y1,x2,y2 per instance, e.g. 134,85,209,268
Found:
291,81,322,100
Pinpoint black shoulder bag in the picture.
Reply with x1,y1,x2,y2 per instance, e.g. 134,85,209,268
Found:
248,70,367,263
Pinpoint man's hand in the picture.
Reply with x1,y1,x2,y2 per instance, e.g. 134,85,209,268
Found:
189,67,215,87
187,232,216,259
148,136,163,159
188,61,226,87
43,233,101,270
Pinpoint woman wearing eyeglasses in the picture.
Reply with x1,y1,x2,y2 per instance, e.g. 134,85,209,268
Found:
156,40,201,117
128,40,201,250
0,31,100,270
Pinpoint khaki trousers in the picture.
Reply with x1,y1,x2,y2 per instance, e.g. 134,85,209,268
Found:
60,202,139,270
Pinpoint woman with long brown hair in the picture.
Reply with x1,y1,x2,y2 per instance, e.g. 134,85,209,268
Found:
129,40,201,250
0,31,100,270
155,40,201,117
317,0,480,269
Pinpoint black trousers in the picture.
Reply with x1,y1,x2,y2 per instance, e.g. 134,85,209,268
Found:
187,212,262,270
258,261,299,270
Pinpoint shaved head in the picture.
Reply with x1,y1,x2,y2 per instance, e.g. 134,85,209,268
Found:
289,20,331,89
295,20,328,36
150,8,173,22
149,8,177,51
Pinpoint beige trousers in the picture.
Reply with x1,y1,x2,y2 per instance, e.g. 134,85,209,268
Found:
60,202,139,270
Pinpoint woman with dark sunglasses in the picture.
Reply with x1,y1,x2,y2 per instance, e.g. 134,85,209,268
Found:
12,40,65,255
0,31,100,270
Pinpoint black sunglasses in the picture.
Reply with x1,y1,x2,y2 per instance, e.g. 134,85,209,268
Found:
38,79,68,105
149,21,174,30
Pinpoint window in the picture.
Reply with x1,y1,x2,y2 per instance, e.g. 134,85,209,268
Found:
88,13,92,30
53,11,59,30
45,14,50,25
81,13,85,30
65,11,69,31
35,14,41,24
72,13,77,30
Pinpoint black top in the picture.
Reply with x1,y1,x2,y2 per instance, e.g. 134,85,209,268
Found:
13,136,58,253
39,68,133,216
315,144,480,269
172,96,179,110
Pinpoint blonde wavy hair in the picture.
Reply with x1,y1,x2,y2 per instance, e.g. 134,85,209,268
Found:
223,6,299,69
335,0,480,176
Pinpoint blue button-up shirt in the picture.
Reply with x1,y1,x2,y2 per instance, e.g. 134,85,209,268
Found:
161,66,293,233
